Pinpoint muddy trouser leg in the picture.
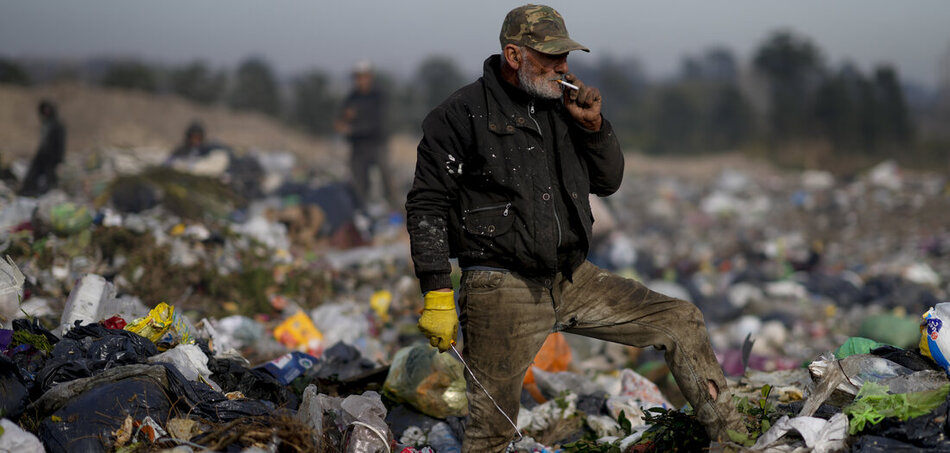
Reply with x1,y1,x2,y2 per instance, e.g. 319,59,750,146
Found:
458,270,555,453
556,261,744,442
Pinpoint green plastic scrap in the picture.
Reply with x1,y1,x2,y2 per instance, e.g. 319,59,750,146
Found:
844,381,950,434
834,337,890,360
49,202,93,235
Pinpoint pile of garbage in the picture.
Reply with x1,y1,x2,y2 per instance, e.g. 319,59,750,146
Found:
1,147,949,451
5,267,950,452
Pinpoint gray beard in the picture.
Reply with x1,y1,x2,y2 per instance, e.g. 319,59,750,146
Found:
517,62,561,100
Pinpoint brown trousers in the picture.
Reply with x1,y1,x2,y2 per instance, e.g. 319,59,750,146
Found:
458,260,743,452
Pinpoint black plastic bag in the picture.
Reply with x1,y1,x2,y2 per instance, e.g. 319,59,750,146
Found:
850,435,950,452
576,391,608,416
159,361,274,422
37,375,172,453
209,357,298,410
385,403,443,441
310,341,377,381
859,403,948,448
64,322,159,360
35,322,158,392
871,345,943,372
0,354,30,420
196,398,277,421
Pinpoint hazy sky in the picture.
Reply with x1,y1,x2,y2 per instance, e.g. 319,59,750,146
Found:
2,0,949,88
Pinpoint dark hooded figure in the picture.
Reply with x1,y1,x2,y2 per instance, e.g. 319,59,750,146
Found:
167,121,227,161
19,100,66,196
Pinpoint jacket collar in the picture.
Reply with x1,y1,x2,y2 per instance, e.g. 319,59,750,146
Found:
481,54,561,136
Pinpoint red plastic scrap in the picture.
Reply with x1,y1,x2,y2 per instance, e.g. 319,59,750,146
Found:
102,316,127,330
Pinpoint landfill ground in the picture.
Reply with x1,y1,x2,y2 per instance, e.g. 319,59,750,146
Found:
2,124,950,452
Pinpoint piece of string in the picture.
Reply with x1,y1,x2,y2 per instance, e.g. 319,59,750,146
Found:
451,343,524,441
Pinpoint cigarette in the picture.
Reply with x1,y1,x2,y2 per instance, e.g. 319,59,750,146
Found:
555,79,579,91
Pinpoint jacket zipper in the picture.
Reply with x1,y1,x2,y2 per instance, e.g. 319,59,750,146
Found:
528,101,541,134
528,100,562,248
465,202,510,216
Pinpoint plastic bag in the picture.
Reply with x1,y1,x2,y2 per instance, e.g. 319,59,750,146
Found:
808,353,914,396
147,343,220,391
531,368,603,402
36,322,158,392
859,402,950,449
517,392,577,437
524,332,572,403
341,391,393,453
0,355,29,420
585,414,622,438
835,337,890,359
311,302,371,351
274,311,323,355
0,418,45,453
370,290,392,323
871,345,942,372
309,341,378,382
386,404,443,446
37,375,172,453
0,255,25,328
920,303,950,374
208,356,298,408
618,368,670,407
851,435,927,452
752,413,848,453
843,381,950,434
48,202,93,235
296,384,343,451
425,421,460,453
605,395,646,426
124,302,192,351
210,315,263,353
383,344,467,418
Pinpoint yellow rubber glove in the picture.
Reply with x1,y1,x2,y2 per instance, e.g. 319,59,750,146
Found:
418,290,458,352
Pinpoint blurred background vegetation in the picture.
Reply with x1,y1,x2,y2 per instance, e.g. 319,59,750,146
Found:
2,29,949,174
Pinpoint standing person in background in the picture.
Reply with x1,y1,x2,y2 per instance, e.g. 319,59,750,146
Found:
334,61,398,213
405,5,747,451
19,100,66,196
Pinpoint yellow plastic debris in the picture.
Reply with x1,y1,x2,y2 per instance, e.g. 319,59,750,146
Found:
370,290,393,322
170,223,186,236
125,302,193,351
274,311,323,356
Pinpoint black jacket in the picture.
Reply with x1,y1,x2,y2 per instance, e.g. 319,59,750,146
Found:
340,88,386,143
405,55,624,292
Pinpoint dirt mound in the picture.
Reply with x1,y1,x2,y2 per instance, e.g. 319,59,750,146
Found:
0,83,788,183
0,83,344,167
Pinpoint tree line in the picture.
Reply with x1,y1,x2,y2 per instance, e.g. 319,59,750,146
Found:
2,29,948,168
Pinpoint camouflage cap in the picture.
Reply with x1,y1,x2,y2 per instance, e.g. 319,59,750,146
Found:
500,4,589,54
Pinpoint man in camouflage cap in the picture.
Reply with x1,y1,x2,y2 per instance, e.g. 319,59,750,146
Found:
499,4,589,55
406,5,746,451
